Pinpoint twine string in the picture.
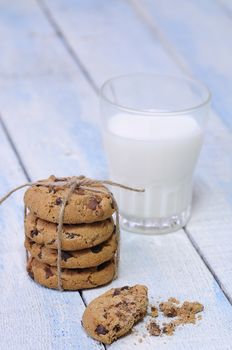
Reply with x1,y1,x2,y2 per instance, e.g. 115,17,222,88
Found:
0,183,32,205
0,176,144,291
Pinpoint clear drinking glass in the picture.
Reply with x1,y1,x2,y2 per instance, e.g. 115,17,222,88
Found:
100,74,211,234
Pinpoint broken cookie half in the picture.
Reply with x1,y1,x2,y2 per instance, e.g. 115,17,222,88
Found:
82,285,148,344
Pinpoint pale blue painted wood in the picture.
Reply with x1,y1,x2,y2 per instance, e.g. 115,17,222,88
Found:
0,77,106,179
85,230,232,349
219,0,232,14
0,1,77,77
0,0,106,180
132,0,232,130
42,0,181,86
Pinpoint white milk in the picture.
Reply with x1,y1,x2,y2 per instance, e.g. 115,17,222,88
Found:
103,112,203,219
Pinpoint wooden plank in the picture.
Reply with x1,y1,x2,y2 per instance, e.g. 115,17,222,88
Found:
0,0,77,78
39,0,181,86
0,0,106,179
128,0,232,130
0,76,106,179
83,230,232,349
42,0,232,303
188,112,232,304
0,0,231,348
0,123,103,350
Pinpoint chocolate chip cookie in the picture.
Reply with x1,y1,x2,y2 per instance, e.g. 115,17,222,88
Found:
25,232,117,269
24,176,115,224
27,257,115,290
82,285,148,344
25,213,115,251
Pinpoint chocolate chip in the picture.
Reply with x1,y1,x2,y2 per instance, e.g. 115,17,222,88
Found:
87,197,98,210
30,229,38,237
27,240,34,248
90,244,103,253
55,197,63,205
97,261,109,271
113,288,121,296
121,286,130,290
165,307,177,317
113,324,121,332
38,252,42,259
95,325,108,335
65,232,79,239
115,311,123,318
47,239,56,245
115,302,123,307
61,251,73,261
44,266,53,279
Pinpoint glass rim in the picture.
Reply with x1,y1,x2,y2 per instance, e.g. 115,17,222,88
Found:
100,73,211,115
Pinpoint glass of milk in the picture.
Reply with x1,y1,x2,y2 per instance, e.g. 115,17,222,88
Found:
100,74,211,234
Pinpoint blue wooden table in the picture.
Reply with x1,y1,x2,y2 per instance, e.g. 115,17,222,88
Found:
0,1,232,349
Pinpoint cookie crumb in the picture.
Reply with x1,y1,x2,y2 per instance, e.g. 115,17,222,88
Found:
168,297,180,304
162,322,176,336
177,301,204,325
147,321,161,336
147,298,204,337
138,338,143,343
150,306,158,317
160,301,178,317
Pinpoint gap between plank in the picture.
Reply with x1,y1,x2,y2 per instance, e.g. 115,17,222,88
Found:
0,115,30,181
36,0,99,95
217,0,232,20
80,294,107,350
185,227,232,305
80,291,107,349
127,0,192,77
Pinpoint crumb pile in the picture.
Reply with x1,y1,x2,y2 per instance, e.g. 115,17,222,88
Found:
147,297,204,336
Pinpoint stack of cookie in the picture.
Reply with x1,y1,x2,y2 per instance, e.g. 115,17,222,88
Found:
24,176,117,290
